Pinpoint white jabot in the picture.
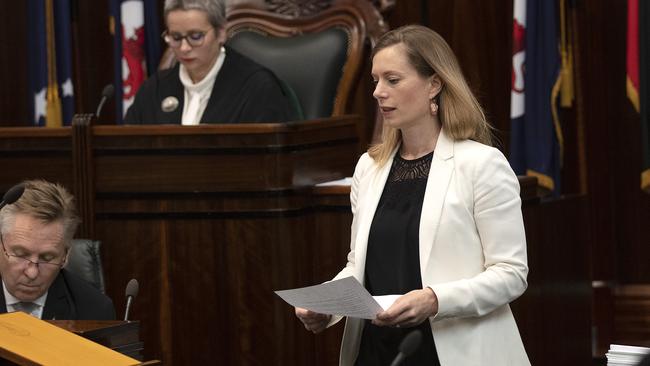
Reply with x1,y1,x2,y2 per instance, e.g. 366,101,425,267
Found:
3,280,47,319
179,46,226,125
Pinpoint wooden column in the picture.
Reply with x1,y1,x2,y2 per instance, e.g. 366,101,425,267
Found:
72,113,96,239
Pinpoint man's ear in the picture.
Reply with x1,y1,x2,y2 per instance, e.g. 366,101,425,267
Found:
429,74,443,99
61,246,71,267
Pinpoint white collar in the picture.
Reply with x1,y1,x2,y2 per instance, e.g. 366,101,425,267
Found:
179,46,226,95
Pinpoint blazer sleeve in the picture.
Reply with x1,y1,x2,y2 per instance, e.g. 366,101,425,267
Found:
431,146,529,320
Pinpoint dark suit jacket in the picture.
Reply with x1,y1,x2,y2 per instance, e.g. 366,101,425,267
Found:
124,46,295,124
0,269,115,320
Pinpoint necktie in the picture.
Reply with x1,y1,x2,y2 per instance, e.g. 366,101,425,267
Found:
182,91,201,125
14,302,38,317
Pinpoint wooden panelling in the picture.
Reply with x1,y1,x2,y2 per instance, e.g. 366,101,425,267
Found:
0,128,73,189
614,285,650,348
0,119,361,365
0,2,28,126
515,195,592,366
73,0,115,122
0,121,593,365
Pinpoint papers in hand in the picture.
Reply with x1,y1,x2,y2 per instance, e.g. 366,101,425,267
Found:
315,177,352,186
275,276,399,320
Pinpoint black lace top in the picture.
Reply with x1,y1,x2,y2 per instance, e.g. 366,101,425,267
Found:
355,151,440,366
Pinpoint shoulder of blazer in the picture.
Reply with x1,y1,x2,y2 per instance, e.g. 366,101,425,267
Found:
452,139,504,165
354,152,375,177
157,63,180,82
217,47,281,92
155,64,183,92
224,46,267,74
60,270,115,319
352,151,393,187
451,139,515,194
131,64,181,105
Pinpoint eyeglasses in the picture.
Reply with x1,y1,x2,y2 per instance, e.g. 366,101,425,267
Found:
0,234,67,270
162,28,213,48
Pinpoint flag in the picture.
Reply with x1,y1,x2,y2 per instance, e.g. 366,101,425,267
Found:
632,0,650,192
110,0,161,122
509,0,563,195
27,0,75,127
627,0,640,112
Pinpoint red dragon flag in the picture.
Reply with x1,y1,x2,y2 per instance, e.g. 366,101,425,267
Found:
110,0,160,122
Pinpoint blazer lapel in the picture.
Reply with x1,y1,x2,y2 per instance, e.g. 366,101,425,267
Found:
419,130,454,275
353,150,397,282
158,65,184,124
42,272,73,320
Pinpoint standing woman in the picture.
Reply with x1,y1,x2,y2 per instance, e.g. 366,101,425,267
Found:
124,0,294,124
295,25,530,366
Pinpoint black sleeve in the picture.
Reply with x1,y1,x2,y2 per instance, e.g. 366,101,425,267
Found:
236,70,295,123
64,271,117,320
123,81,148,124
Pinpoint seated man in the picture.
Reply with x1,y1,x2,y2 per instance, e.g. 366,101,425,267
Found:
0,180,115,320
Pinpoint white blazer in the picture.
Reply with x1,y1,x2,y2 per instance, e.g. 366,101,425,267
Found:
331,130,530,366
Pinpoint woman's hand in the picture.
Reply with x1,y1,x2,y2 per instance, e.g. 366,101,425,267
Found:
295,307,331,334
372,288,438,328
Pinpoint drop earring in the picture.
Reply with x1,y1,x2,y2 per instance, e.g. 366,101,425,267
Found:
430,99,438,115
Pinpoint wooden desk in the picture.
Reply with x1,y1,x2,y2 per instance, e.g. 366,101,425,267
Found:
0,313,145,366
0,117,361,365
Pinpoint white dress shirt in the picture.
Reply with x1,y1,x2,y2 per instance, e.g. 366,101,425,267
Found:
179,46,226,125
3,280,48,319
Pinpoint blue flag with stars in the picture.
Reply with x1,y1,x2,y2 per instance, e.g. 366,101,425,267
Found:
27,0,75,127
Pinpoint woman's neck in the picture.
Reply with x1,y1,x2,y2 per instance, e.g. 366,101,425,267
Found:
399,118,441,160
188,52,220,84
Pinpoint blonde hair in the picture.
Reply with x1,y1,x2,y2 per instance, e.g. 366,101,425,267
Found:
0,180,80,247
369,25,493,166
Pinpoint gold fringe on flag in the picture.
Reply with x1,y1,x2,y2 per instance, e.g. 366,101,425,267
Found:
527,169,555,193
627,76,641,112
643,169,650,192
550,0,574,167
45,0,62,127
559,0,574,108
109,14,115,35
551,71,566,168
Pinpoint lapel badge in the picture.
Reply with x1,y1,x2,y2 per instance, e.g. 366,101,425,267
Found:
161,96,179,113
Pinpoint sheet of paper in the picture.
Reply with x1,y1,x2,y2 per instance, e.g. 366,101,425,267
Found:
275,276,385,319
315,177,352,186
374,294,400,311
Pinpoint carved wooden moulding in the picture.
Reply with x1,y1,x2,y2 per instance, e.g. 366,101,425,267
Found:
267,0,332,17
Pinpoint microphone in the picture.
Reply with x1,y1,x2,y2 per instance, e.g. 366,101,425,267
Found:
0,183,25,210
95,84,114,118
389,329,422,366
124,278,139,321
